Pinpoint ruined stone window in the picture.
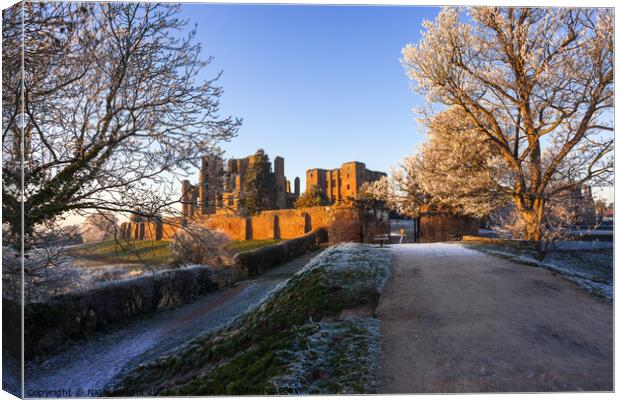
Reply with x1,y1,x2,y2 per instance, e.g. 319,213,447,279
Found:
346,184,350,190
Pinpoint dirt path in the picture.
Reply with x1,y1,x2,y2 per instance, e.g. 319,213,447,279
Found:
24,250,322,397
376,243,612,393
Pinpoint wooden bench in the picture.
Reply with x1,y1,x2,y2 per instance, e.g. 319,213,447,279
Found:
374,234,390,247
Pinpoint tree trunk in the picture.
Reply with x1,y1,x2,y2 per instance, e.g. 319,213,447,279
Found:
515,196,545,242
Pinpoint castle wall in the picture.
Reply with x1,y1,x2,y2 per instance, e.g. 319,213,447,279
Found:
161,221,179,240
199,155,223,215
274,156,288,209
121,205,389,245
418,212,479,243
201,214,249,241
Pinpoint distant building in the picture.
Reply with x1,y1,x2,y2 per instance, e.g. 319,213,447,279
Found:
306,161,386,204
556,185,597,226
579,186,597,226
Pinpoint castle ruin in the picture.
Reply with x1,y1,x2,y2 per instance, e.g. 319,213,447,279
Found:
181,152,300,218
181,153,387,218
306,161,386,204
121,151,391,244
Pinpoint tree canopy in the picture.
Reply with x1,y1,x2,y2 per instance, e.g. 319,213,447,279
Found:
401,7,613,240
294,185,329,209
2,2,240,248
240,149,276,215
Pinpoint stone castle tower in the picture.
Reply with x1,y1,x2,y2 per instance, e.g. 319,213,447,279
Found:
306,161,386,204
181,151,299,218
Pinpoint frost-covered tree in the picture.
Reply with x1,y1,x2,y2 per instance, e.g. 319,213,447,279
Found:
2,3,240,250
365,108,507,218
402,7,613,241
362,170,424,218
2,3,240,300
414,107,511,217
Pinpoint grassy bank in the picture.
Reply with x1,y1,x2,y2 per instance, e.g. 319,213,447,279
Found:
69,239,282,267
108,243,390,395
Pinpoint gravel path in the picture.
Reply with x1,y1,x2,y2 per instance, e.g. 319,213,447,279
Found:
24,251,321,398
376,243,613,393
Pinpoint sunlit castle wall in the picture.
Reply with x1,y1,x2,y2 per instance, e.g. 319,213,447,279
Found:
121,205,390,245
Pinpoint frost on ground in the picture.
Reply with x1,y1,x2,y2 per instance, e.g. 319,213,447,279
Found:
464,243,613,300
2,242,219,303
109,243,390,396
270,318,382,394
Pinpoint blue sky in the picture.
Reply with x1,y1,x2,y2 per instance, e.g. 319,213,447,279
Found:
175,3,612,203
178,4,439,191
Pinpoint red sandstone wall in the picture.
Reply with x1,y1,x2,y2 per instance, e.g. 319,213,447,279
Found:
419,212,479,243
202,214,248,241
120,205,390,245
161,222,178,240
250,212,277,239
326,207,363,243
143,222,159,240
199,206,367,244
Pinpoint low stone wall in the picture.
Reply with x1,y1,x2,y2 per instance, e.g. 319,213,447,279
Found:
233,228,329,276
201,214,249,241
419,212,479,243
24,266,219,359
119,219,179,241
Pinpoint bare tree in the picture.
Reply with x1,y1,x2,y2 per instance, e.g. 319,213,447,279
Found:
2,2,240,251
401,7,613,241
171,224,233,268
80,211,119,243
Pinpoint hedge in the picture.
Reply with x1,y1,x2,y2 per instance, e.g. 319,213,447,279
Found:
23,265,219,359
234,228,329,277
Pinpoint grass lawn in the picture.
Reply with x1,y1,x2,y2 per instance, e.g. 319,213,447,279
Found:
229,239,281,253
69,238,281,266
68,239,173,266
